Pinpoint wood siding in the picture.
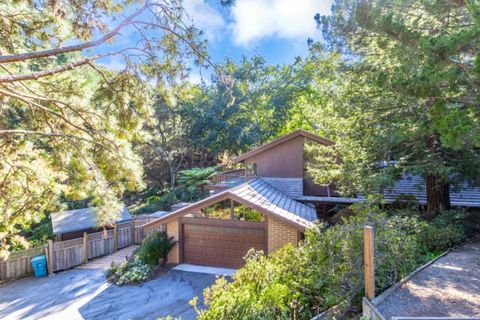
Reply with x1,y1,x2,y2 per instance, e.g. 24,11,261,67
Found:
245,135,304,178
303,176,333,197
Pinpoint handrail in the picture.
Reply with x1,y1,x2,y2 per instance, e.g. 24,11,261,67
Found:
211,169,246,184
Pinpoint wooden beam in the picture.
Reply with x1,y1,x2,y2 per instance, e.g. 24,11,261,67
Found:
180,217,266,229
230,199,235,220
364,226,375,300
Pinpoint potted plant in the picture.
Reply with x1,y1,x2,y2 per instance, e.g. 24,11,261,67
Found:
138,231,177,267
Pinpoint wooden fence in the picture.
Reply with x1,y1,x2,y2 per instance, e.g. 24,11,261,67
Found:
0,221,137,282
132,217,165,244
0,246,47,281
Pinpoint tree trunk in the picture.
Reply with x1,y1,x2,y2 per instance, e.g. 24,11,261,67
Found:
169,166,176,190
425,174,451,218
424,132,451,218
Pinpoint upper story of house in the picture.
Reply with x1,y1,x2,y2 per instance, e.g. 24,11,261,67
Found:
207,130,337,198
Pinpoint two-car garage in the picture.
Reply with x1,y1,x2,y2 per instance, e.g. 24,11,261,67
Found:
181,218,266,269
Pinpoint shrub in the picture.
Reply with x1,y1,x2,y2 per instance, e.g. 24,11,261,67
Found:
419,209,479,253
117,259,153,285
108,258,154,285
133,191,179,214
194,201,476,319
137,231,177,266
235,205,263,221
196,247,300,320
107,231,176,285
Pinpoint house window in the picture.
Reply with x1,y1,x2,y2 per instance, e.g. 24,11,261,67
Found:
246,162,258,176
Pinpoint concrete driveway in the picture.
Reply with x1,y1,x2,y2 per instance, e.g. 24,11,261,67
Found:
0,247,221,320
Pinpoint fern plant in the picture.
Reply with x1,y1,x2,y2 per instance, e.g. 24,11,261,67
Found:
137,231,177,266
177,166,218,195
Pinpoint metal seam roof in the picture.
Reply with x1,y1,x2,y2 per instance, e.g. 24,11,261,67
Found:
142,178,317,230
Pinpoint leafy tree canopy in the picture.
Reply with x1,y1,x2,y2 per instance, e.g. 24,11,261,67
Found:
308,0,480,215
0,0,227,253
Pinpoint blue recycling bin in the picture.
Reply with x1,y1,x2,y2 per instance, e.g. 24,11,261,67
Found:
31,255,48,277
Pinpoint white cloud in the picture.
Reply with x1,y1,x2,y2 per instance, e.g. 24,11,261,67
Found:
97,55,127,72
183,0,226,42
230,0,333,46
188,72,203,84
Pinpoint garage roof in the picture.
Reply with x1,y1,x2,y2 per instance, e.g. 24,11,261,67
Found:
142,178,317,231
51,207,131,234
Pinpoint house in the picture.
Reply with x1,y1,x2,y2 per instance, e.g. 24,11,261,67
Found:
142,130,345,268
141,129,480,269
383,175,480,207
51,207,132,241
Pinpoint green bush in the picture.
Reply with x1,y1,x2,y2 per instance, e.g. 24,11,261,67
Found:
117,259,153,285
194,202,476,320
107,231,177,285
27,221,55,246
137,231,177,266
108,258,153,285
419,210,479,253
235,205,263,221
133,191,178,215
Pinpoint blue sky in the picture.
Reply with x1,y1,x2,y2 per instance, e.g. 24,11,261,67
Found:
96,0,334,82
185,0,334,63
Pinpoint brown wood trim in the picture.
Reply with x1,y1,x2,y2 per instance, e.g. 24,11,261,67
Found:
181,217,266,229
179,222,185,264
205,185,231,191
265,216,269,253
232,129,335,163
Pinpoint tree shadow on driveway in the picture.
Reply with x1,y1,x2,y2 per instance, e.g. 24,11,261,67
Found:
78,270,218,320
0,268,107,320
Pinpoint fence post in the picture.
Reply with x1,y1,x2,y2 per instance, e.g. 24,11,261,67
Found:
113,224,118,252
47,240,54,276
131,218,135,245
83,232,88,264
364,226,375,300
43,245,49,277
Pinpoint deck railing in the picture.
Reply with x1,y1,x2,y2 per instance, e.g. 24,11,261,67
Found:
211,169,248,185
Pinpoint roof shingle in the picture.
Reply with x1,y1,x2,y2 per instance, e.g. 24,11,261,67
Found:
51,207,131,234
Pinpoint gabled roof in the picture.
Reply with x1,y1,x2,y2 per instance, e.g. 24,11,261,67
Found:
232,129,335,163
142,178,317,231
383,175,480,207
51,207,131,234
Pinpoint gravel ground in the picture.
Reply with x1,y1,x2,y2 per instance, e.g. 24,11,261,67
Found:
376,236,480,319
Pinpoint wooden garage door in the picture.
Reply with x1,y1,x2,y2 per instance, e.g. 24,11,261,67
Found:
182,218,266,268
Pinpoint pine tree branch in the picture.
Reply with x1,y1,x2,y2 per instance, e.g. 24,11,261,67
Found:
0,129,107,147
0,3,150,64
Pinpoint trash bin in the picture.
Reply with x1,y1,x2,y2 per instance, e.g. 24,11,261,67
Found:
31,255,48,277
